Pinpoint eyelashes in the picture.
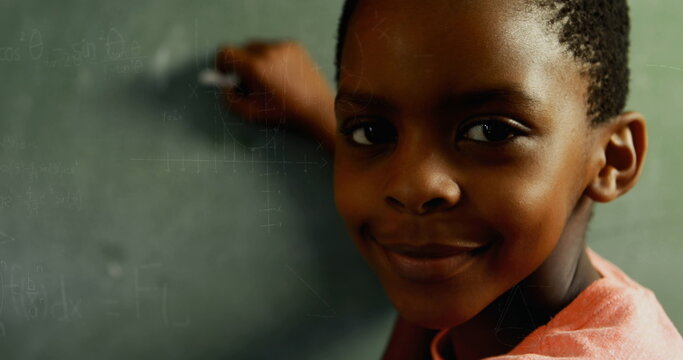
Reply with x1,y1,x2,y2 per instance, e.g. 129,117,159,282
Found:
340,119,397,145
459,118,530,143
340,117,530,147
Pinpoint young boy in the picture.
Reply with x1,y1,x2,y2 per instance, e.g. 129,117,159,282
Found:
216,0,683,358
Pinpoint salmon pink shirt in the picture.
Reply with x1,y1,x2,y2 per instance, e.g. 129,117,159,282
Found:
430,249,683,359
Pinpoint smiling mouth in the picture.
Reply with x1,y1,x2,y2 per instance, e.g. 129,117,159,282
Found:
364,229,490,283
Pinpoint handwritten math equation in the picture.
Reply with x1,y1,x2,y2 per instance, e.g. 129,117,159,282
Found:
0,256,190,339
0,27,145,75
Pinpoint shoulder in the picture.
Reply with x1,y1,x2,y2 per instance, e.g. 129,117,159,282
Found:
491,249,683,360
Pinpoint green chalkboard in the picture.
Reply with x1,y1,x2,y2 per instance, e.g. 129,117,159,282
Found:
0,0,681,359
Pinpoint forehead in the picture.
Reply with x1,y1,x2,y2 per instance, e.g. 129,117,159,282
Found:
338,0,585,116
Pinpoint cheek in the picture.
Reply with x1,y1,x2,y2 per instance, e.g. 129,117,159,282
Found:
472,166,569,270
475,157,581,278
502,186,567,271
333,160,370,231
333,160,383,272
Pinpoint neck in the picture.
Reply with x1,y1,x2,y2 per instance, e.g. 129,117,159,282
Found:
446,196,601,360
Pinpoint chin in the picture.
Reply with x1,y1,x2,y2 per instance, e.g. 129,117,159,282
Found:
399,307,473,330
392,295,481,330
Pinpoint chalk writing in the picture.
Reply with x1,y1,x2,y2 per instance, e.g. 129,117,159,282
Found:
0,47,20,62
0,256,196,330
0,160,79,181
0,260,81,323
130,263,190,327
161,284,191,327
0,186,83,214
0,136,34,151
105,28,125,60
28,29,43,60
0,27,145,73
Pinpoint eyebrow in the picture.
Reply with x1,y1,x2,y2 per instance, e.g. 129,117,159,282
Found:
335,91,395,112
334,86,542,115
441,87,542,110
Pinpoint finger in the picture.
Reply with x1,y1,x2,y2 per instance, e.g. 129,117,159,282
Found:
223,88,262,121
215,46,252,75
243,41,274,56
216,46,263,97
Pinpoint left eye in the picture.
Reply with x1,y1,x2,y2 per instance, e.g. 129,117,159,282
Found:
462,120,525,142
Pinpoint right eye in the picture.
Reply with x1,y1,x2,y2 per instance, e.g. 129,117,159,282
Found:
343,120,397,146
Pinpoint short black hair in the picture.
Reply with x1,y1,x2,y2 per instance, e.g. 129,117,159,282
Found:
334,0,630,125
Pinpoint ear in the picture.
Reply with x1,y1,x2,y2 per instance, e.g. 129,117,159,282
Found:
586,111,648,203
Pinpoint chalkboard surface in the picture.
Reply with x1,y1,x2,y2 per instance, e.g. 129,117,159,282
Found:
0,0,681,359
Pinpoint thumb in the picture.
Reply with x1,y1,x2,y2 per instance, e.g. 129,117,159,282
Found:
215,46,261,94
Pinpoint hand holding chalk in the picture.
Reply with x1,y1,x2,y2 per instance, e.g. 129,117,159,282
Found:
213,41,336,151
198,69,241,89
198,69,250,97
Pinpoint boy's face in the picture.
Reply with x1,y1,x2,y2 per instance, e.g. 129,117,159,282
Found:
333,0,599,328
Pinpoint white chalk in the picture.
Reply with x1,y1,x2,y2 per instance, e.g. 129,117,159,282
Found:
198,69,241,88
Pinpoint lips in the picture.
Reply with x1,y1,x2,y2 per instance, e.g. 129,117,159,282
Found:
380,243,481,258
363,227,488,283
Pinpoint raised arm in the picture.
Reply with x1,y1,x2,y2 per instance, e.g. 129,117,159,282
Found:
217,41,438,359
215,41,336,154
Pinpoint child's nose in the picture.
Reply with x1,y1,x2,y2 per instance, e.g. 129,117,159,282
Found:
383,150,461,215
